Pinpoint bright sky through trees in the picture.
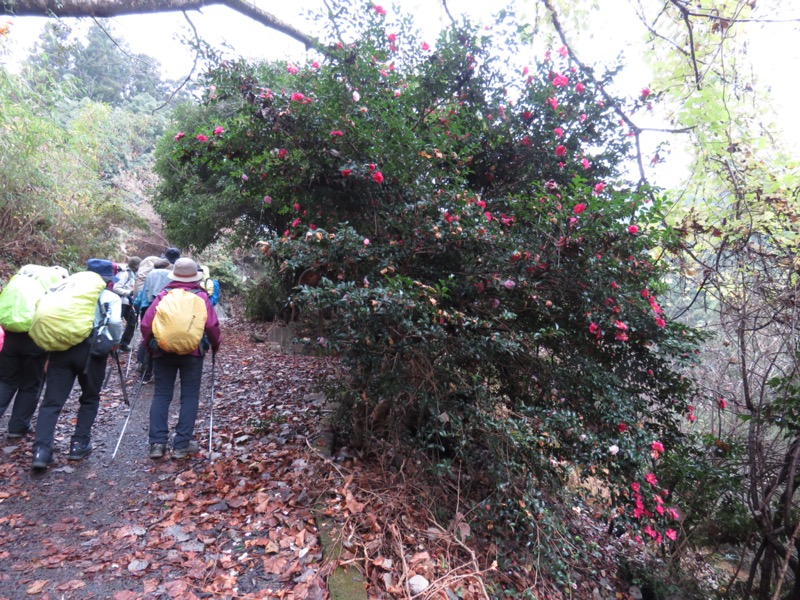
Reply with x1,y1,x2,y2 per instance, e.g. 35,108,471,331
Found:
3,0,799,164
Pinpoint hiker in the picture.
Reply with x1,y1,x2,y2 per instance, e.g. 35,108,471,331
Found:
199,265,221,307
113,256,140,351
141,258,220,460
133,258,172,382
132,248,179,299
0,265,69,439
29,259,123,469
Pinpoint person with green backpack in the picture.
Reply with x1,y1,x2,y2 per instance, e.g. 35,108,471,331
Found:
141,258,220,460
0,265,69,439
29,259,123,469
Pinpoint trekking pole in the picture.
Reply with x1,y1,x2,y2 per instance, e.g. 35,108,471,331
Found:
110,368,146,461
113,350,130,406
208,351,216,461
125,312,139,379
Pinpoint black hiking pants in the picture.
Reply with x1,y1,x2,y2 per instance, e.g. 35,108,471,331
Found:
0,331,47,435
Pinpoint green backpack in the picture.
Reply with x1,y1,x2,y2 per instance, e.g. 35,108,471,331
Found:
29,271,107,351
0,265,64,333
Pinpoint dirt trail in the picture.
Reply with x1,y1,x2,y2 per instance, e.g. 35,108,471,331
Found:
0,318,336,600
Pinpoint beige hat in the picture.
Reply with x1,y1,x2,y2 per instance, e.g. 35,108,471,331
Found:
168,258,203,282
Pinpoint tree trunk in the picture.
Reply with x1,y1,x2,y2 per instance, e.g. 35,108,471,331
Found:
1,0,317,49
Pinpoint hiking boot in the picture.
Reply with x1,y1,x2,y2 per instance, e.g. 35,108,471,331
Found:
149,443,166,459
8,427,31,439
67,440,93,461
142,374,154,384
31,448,55,470
172,441,200,460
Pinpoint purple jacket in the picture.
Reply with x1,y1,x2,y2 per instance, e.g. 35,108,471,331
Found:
140,280,221,357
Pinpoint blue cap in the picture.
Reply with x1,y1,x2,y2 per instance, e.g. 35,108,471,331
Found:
164,247,181,264
86,258,119,283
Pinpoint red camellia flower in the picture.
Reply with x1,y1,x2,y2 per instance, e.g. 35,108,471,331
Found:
387,33,396,42
628,224,639,234
290,92,306,102
581,158,590,169
575,82,585,93
196,134,208,142
718,398,728,409
593,182,606,194
372,171,385,184
645,473,658,485
588,322,599,334
655,317,666,328
330,130,344,137
341,169,352,177
373,4,386,15
573,203,587,215
651,441,664,454
174,132,185,141
665,529,677,541
618,423,627,433
555,145,567,157
554,127,563,138
421,42,430,51
287,63,298,74
547,97,558,111
552,73,569,87
641,87,651,98
615,320,628,330
558,45,568,57
278,148,288,159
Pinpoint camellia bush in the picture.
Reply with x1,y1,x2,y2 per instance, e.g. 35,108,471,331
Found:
154,0,704,577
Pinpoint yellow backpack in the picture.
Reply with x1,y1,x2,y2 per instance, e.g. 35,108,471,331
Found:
29,272,107,351
151,288,208,354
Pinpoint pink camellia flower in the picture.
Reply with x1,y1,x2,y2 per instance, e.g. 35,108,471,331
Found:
558,45,568,57
241,174,249,181
593,182,606,194
341,169,352,177
575,82,585,93
615,320,628,330
609,445,619,455
196,134,208,142
330,130,344,137
287,63,299,74
615,332,629,342
484,212,492,221
213,126,224,135
552,73,569,87
278,148,288,159
655,317,666,328
641,87,651,98
628,224,639,234
311,61,320,69
581,158,590,169
631,482,640,492
579,113,587,123
665,529,677,541
372,171,384,184
503,279,516,290
364,238,370,245
573,203,587,215
388,33,396,42
174,132,185,141
476,199,486,208
554,126,563,138
645,473,658,486
666,507,680,520
373,4,386,15
421,42,430,51
555,145,567,157
367,163,377,171
263,195,272,205
291,218,301,227
651,440,665,455
547,97,558,111
290,92,306,102
718,397,728,410
588,322,599,335
293,203,300,211
641,289,650,298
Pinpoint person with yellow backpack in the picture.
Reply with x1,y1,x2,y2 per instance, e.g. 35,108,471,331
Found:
29,259,123,469
140,258,220,460
0,265,69,439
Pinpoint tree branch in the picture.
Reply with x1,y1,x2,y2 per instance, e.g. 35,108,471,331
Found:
1,0,318,49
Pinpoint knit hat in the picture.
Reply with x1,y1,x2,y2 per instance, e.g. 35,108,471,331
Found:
86,258,119,283
168,258,203,282
127,256,142,271
164,247,181,264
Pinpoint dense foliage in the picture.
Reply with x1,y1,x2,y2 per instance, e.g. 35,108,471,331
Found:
155,0,703,573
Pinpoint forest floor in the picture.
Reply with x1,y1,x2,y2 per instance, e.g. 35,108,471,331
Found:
0,311,723,599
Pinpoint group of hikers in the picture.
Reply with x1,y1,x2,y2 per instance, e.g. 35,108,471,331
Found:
0,248,222,470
